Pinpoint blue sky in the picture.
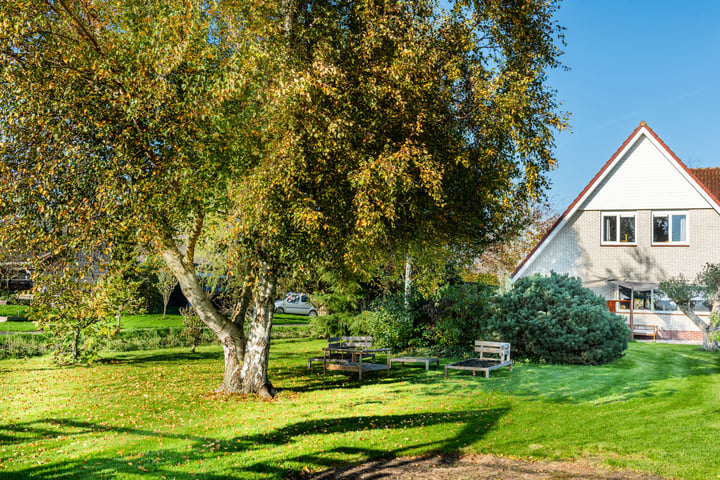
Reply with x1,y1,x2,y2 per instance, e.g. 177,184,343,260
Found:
545,1,720,210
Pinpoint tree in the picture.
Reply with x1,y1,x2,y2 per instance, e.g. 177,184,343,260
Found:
473,204,559,286
179,306,205,354
660,264,720,350
1,0,566,396
155,265,179,319
29,257,113,364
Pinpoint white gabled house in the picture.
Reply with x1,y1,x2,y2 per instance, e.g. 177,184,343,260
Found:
512,122,720,341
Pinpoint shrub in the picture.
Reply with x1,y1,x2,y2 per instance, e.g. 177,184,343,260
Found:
308,313,353,338
357,294,421,351
487,272,629,365
421,282,496,349
100,327,216,352
0,333,50,359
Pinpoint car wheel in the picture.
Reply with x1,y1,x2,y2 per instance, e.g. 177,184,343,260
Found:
308,310,318,317
275,307,284,314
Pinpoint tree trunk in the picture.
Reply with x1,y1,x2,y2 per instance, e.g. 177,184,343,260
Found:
240,261,277,398
404,254,412,311
678,305,718,351
72,326,79,364
160,245,246,392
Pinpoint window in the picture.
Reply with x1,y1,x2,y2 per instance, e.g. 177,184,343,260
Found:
617,287,708,313
602,212,636,244
652,212,688,244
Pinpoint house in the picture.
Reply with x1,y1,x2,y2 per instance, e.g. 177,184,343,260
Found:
512,122,720,341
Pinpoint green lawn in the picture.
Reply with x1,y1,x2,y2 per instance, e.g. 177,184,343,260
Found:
0,304,29,319
1,341,719,479
0,320,38,332
272,312,311,325
0,312,310,333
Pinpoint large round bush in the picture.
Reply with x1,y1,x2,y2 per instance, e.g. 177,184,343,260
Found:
487,272,629,364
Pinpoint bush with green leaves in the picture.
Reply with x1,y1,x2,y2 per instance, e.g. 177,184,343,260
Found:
357,294,422,351
487,272,629,365
421,282,496,350
308,313,352,338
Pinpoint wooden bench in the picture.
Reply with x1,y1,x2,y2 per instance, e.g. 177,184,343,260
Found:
307,336,376,369
631,323,658,340
445,341,512,379
16,293,33,303
389,356,440,371
323,346,391,380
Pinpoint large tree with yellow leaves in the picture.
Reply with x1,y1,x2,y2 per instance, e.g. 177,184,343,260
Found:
0,0,566,396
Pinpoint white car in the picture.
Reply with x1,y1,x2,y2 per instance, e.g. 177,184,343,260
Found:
274,292,318,316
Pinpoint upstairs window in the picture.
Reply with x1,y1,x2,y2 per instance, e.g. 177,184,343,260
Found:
602,212,636,245
652,212,688,244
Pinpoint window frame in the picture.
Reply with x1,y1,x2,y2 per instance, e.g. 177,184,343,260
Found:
651,211,689,246
601,212,637,245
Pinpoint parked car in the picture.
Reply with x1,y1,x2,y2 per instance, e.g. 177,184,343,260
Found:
274,293,317,316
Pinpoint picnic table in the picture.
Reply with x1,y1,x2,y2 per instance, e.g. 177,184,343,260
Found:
322,346,391,380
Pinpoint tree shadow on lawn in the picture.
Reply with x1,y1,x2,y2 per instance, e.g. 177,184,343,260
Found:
0,407,508,480
104,349,221,364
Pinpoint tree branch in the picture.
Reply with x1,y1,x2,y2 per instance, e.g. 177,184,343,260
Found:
50,0,104,57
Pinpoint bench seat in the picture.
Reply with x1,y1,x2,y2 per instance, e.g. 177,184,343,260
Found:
445,341,512,379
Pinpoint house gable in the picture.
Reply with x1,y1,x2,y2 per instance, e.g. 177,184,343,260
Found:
512,122,720,280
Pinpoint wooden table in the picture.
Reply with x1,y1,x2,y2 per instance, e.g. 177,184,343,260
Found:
322,347,391,380
389,356,440,371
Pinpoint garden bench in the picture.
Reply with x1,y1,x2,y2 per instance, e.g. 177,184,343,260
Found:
389,356,440,371
322,345,391,380
307,336,376,369
631,323,658,340
16,293,33,303
444,340,512,379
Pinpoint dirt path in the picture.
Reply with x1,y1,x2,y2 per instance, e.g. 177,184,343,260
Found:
303,455,666,480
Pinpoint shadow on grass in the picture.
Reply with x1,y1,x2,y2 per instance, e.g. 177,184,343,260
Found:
0,407,507,480
104,349,222,364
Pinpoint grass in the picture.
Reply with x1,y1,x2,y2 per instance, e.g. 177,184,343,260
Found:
0,312,310,332
0,321,38,333
1,341,719,479
0,304,29,320
272,313,311,325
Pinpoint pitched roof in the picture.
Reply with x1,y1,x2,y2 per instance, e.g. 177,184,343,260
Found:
511,122,720,280
691,168,720,204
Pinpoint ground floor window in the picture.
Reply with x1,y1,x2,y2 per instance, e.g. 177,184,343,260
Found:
617,286,709,313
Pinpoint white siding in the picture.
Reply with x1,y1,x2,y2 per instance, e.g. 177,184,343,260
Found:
582,134,713,211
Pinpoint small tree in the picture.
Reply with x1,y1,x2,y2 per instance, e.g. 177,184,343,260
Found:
179,306,204,354
659,263,720,350
99,270,145,331
155,266,179,319
30,263,113,364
